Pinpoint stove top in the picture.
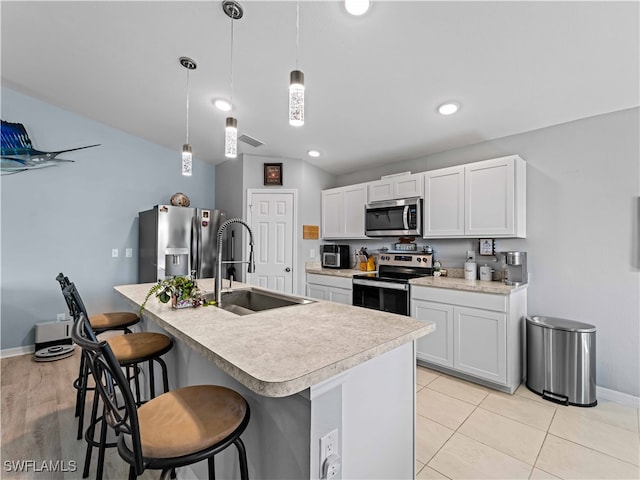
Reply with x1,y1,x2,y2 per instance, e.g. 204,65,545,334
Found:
353,252,434,283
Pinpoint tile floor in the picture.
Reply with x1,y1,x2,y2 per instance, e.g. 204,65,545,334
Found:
415,366,640,479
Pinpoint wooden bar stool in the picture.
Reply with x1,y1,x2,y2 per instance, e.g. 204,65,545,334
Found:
63,283,174,480
71,314,250,480
56,272,141,436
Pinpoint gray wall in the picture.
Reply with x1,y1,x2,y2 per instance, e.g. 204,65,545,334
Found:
1,87,216,350
336,108,640,398
216,154,334,294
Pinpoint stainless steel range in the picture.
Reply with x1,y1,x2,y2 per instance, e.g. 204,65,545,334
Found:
352,252,433,315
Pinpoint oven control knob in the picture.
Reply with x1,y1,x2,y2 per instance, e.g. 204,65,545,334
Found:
422,257,428,263
417,257,421,262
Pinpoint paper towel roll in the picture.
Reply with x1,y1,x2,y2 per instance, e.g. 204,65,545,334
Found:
464,261,477,280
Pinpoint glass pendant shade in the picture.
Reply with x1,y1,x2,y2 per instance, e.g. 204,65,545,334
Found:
289,70,305,127
182,144,193,176
225,117,238,158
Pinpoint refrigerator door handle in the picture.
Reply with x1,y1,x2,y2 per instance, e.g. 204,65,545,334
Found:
191,215,200,279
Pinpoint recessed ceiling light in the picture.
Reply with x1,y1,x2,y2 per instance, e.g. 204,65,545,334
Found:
437,102,461,115
307,150,321,158
345,0,370,16
214,98,232,112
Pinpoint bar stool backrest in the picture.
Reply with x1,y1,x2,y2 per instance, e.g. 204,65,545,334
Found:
56,273,77,319
70,314,145,475
63,283,98,342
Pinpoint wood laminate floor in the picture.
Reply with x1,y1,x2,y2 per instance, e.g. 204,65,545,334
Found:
0,351,157,480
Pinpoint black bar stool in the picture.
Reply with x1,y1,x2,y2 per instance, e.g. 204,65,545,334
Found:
63,283,174,480
56,272,141,437
71,313,250,480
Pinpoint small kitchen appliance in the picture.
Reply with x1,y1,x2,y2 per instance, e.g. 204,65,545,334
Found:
364,197,422,237
352,252,433,315
321,244,350,269
503,251,528,285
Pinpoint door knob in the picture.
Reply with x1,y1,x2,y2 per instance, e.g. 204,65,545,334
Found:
285,267,291,272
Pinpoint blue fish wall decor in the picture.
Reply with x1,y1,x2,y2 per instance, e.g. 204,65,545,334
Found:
1,120,100,175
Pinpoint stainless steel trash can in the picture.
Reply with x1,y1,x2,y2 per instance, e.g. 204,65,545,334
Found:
526,315,597,407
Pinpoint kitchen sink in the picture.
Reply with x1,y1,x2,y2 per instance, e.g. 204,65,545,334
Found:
204,287,314,316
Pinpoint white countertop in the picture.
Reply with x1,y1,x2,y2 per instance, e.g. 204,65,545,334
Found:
306,264,526,295
114,279,434,398
409,276,527,295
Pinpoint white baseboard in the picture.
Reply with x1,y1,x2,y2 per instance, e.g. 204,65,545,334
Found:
1,345,35,359
597,385,640,408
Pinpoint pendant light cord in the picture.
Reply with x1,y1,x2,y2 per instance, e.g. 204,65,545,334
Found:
185,68,190,144
230,13,235,104
296,1,299,68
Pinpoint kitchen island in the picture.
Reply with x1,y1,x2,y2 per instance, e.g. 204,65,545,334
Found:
115,279,434,479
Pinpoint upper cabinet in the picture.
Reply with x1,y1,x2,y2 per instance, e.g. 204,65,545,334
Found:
321,183,368,239
321,155,525,240
424,155,526,238
367,173,423,203
423,166,465,237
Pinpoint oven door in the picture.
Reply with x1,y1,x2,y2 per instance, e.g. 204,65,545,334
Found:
352,278,410,315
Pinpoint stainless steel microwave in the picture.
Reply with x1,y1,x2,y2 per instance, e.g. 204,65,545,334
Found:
365,197,422,237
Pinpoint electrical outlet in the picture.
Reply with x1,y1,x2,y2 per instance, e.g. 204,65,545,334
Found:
56,313,66,321
112,248,119,258
320,429,339,478
125,248,133,258
310,248,316,259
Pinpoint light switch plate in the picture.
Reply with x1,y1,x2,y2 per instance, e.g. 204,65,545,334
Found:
112,249,119,258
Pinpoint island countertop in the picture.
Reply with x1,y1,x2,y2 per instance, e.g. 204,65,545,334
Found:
115,279,434,398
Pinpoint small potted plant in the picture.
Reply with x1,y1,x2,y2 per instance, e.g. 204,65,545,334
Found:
140,276,204,314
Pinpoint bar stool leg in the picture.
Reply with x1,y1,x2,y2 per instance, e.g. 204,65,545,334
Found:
149,359,156,399
95,405,108,480
158,357,170,393
208,456,216,480
77,352,91,440
235,438,249,480
82,392,100,478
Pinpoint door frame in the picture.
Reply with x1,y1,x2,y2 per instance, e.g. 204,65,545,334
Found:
246,189,299,294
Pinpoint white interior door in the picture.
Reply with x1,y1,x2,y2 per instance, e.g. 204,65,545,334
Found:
246,191,295,293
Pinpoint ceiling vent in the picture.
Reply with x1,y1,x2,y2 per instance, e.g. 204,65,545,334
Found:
238,134,264,148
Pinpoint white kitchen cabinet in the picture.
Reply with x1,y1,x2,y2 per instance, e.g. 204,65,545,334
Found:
423,155,526,238
423,166,465,237
411,285,527,393
306,273,352,305
413,300,454,367
454,306,507,384
367,173,423,203
321,183,367,239
465,156,526,237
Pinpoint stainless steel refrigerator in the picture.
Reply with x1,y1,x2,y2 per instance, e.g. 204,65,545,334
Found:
138,205,226,282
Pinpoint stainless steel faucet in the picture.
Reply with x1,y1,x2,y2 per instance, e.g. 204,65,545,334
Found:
214,218,255,305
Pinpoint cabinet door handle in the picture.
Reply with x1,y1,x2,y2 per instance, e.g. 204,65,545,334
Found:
285,267,291,272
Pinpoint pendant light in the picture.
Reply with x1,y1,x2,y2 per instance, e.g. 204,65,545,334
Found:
223,1,242,159
179,56,196,176
289,1,304,127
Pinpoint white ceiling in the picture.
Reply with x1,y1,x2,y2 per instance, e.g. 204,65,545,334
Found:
2,1,638,176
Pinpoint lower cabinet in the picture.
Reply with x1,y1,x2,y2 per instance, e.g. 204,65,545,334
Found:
412,285,526,393
306,273,353,305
